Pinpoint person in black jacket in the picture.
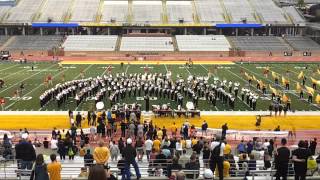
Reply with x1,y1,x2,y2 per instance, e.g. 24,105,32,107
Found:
84,149,94,167
122,138,141,180
15,135,36,170
185,154,200,179
167,156,182,177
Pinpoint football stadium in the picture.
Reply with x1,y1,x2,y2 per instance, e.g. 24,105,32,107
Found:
1,0,320,179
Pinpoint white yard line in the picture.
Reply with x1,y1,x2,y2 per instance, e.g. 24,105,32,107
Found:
0,63,57,94
239,64,320,110
184,65,192,75
125,64,130,75
6,69,68,110
0,64,20,72
0,68,29,79
164,64,168,73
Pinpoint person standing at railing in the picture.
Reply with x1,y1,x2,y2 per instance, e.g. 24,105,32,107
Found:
210,136,225,180
93,140,110,166
47,154,61,180
122,138,141,180
275,138,290,180
292,140,312,180
15,133,36,170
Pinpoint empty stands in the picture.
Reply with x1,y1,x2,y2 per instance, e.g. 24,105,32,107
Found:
229,36,292,51
0,6,10,21
194,0,225,23
70,0,100,22
120,37,174,51
101,1,128,23
223,0,256,23
4,36,63,51
132,1,162,24
37,0,72,22
283,6,305,24
250,0,288,24
5,0,43,23
176,35,231,51
166,1,193,23
0,36,10,46
284,36,320,51
63,35,118,51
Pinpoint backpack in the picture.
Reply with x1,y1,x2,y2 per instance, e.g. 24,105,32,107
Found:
211,142,222,159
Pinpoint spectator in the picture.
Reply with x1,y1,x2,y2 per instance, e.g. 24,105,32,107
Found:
247,140,253,154
88,165,107,180
93,140,110,165
47,154,61,180
2,134,12,160
248,154,257,171
203,166,214,179
166,156,182,177
30,154,49,180
79,145,86,157
153,137,161,153
237,140,246,154
136,137,144,161
192,141,202,155
309,138,317,155
78,167,88,178
275,138,290,180
15,134,36,170
122,138,141,180
145,137,153,161
215,157,230,178
202,143,211,167
185,154,200,179
223,141,231,155
117,154,125,175
110,141,120,161
202,120,208,136
307,156,318,175
43,138,49,149
57,138,66,161
176,139,183,156
221,123,228,139
179,150,189,168
84,149,94,167
292,140,311,180
210,136,225,180
118,137,125,154
50,137,58,150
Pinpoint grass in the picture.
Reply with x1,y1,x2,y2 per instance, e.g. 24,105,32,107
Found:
0,61,320,111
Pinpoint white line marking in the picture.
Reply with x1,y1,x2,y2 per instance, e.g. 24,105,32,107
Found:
0,64,20,72
125,64,129,75
164,64,168,73
0,64,57,94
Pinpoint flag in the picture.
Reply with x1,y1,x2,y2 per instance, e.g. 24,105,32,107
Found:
306,85,315,95
282,76,289,85
271,71,278,79
311,77,320,86
316,94,320,104
252,75,257,81
296,82,302,92
282,93,288,103
297,71,304,79
269,85,278,95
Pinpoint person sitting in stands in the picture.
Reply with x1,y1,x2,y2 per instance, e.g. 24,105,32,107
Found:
167,156,182,177
185,154,200,179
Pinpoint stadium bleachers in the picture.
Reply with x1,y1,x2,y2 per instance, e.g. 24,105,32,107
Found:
0,36,10,46
176,35,231,51
284,36,320,51
69,0,100,22
194,0,225,23
223,0,256,23
250,0,288,24
166,1,193,24
101,1,128,23
4,36,63,51
282,6,305,24
229,36,292,51
5,0,43,23
132,1,162,24
0,6,10,21
120,37,174,51
37,0,73,22
63,35,118,51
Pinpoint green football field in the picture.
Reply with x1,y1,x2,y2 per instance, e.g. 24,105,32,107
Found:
0,61,320,111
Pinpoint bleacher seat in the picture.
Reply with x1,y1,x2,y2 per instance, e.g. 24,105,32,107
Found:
63,35,118,51
194,0,225,23
70,0,100,23
176,35,231,51
282,6,305,24
37,0,72,22
223,0,256,23
4,36,63,51
132,1,162,24
250,0,288,24
5,0,44,23
167,1,193,23
229,36,292,51
120,37,174,51
284,36,320,51
101,1,128,23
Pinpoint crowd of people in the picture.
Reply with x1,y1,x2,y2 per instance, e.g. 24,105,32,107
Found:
1,110,319,180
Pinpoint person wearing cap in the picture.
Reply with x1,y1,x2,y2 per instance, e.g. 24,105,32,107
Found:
122,138,141,180
15,133,36,170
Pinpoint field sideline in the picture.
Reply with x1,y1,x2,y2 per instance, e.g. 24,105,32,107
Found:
0,61,320,111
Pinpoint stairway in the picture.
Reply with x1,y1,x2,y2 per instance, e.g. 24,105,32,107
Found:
115,36,122,51
96,0,105,23
171,36,179,51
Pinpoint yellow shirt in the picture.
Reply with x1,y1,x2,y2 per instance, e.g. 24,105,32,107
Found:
224,144,232,155
157,130,163,139
93,147,110,164
47,162,61,180
181,139,186,149
191,139,198,146
215,160,230,177
171,124,177,132
153,139,161,152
